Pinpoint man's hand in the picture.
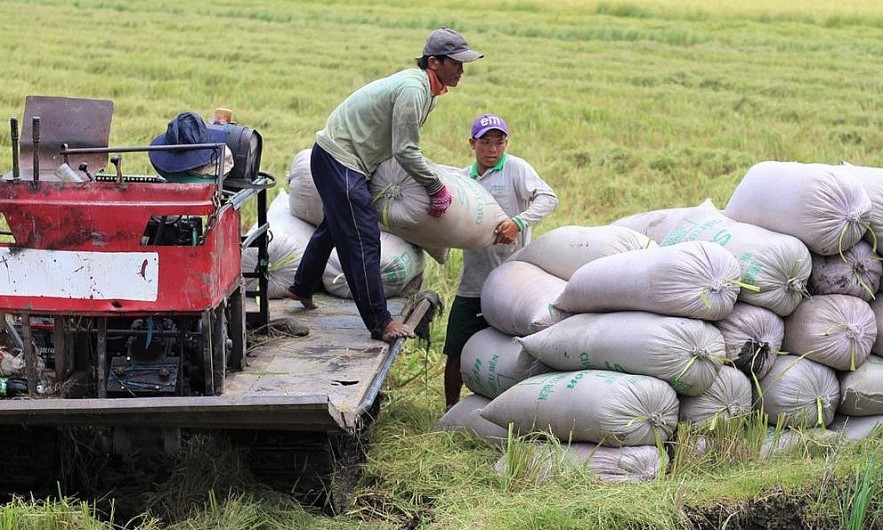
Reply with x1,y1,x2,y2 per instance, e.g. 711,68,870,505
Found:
428,186,453,218
494,218,520,244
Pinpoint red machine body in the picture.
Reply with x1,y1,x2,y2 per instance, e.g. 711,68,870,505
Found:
0,181,242,316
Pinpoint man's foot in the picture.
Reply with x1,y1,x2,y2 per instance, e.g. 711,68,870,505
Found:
379,320,415,345
283,288,317,309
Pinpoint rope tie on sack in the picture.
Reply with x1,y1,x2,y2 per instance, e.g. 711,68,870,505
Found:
646,411,665,428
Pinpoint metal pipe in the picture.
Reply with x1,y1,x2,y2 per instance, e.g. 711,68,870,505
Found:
9,117,20,181
31,116,40,182
61,143,226,155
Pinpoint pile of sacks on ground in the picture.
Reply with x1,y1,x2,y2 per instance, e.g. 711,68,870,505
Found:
243,149,509,299
435,160,883,484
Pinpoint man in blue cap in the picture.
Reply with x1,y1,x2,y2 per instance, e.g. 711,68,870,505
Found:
286,28,484,344
442,113,558,409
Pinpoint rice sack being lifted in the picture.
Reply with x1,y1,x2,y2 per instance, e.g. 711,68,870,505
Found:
679,365,752,427
808,240,882,302
509,225,657,281
782,294,876,372
481,261,571,336
242,190,316,299
656,199,811,317
370,158,507,250
553,240,742,321
461,327,551,399
480,370,680,447
517,312,725,396
493,442,665,484
286,148,324,226
755,354,840,429
838,355,883,417
714,303,784,381
724,161,871,256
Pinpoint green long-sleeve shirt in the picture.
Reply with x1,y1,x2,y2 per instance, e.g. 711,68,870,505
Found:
315,68,444,195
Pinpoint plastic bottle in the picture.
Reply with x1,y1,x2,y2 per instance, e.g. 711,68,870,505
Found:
0,377,28,397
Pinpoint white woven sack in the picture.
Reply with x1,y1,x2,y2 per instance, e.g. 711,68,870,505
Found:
838,355,883,416
481,261,571,336
285,148,324,226
517,312,725,396
760,427,839,460
724,161,871,256
242,191,316,299
612,203,702,243
679,366,752,426
657,199,812,317
808,241,881,302
461,327,551,399
782,294,876,372
433,394,508,448
839,162,883,246
322,230,425,299
480,370,679,447
509,225,657,280
554,240,742,321
714,303,784,381
369,158,507,250
493,442,664,484
829,414,883,442
755,354,840,429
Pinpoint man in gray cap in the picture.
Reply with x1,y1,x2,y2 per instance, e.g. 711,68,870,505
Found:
287,28,483,344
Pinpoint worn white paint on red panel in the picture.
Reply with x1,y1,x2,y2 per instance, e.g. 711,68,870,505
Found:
0,248,159,301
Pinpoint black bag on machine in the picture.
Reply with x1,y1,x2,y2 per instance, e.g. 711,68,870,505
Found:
221,124,262,183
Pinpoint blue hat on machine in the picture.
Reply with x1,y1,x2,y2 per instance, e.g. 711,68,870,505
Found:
148,111,227,174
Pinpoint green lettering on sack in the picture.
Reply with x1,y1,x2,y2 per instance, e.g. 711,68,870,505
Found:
578,351,594,369
738,252,761,285
669,377,690,393
485,355,499,392
566,370,587,390
604,361,624,373
471,359,482,384
711,228,731,247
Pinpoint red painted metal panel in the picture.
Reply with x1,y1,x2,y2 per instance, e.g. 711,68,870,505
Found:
0,181,216,250
0,181,241,315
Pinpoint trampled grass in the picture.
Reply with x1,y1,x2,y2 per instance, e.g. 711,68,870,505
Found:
2,0,883,528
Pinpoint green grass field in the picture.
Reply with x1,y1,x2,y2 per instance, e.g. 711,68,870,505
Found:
2,1,883,528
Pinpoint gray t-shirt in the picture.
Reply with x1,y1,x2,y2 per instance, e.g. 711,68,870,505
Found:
456,152,558,297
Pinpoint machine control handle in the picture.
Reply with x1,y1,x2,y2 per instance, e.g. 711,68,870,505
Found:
31,116,40,183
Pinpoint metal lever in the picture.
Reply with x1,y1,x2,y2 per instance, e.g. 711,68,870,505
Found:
78,163,93,181
9,118,19,181
31,116,40,183
111,155,124,185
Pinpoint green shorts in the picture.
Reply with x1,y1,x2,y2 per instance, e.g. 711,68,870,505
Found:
443,295,489,358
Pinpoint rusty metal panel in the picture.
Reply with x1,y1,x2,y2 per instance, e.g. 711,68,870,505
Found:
16,96,113,180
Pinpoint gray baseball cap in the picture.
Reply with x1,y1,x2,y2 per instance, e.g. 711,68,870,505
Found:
423,28,484,62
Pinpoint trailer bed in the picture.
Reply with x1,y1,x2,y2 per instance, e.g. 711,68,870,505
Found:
0,295,408,433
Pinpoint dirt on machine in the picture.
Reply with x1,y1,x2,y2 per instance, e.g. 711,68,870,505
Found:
0,95,438,512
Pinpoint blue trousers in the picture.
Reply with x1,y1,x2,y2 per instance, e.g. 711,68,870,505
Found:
290,144,392,339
